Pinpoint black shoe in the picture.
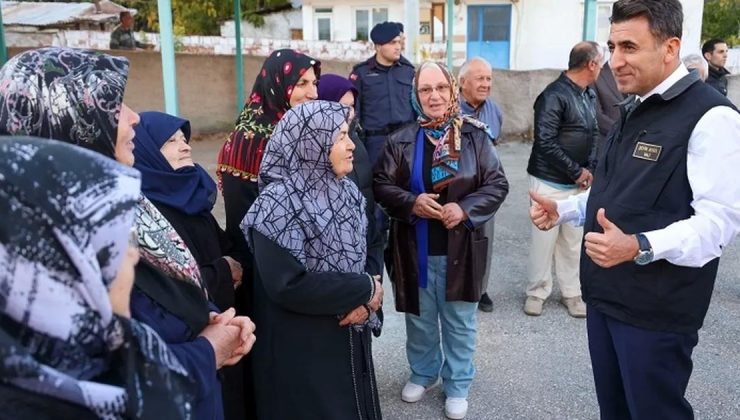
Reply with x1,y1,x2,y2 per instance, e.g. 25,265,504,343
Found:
478,293,493,312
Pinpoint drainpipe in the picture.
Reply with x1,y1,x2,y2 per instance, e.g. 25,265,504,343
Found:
234,0,244,115
582,0,597,41
157,0,179,115
446,0,453,69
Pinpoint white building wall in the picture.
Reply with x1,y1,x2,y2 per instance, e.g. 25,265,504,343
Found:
680,0,704,57
221,10,302,40
458,0,705,70
302,6,315,40
302,0,404,42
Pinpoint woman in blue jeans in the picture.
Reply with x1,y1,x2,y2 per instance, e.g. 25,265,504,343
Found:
374,61,509,419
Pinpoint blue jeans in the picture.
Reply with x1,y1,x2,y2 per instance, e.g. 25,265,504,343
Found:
405,256,478,398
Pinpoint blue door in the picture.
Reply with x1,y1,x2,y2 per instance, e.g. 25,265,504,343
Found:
467,5,512,69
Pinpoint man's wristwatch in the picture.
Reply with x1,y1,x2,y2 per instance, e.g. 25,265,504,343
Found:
633,233,654,266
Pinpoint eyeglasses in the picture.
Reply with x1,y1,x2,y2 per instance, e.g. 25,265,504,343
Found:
418,83,452,97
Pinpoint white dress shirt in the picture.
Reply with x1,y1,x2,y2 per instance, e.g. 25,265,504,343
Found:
556,64,740,268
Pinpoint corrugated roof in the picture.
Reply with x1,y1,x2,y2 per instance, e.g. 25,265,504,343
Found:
1,1,132,27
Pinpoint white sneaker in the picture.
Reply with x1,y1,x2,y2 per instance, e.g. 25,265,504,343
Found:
445,397,468,419
401,382,428,403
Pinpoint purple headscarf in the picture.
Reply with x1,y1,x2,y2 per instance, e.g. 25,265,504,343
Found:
318,74,358,103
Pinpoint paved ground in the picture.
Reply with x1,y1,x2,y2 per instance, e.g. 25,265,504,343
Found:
193,137,740,420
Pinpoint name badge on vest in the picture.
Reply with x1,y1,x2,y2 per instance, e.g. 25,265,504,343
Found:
632,141,662,162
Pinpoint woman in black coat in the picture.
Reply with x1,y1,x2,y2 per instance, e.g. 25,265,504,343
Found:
243,101,384,420
132,111,252,420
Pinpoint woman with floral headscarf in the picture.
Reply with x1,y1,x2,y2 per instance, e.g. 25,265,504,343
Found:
217,50,320,285
374,61,509,419
242,100,384,420
0,47,256,420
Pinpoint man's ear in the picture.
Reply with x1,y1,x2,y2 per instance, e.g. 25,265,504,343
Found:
664,37,681,64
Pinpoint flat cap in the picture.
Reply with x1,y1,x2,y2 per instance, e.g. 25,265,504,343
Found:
370,21,401,45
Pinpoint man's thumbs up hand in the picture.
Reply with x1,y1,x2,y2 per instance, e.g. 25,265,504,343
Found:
596,208,616,231
584,208,640,268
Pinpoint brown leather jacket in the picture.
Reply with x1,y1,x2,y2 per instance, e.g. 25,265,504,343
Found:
374,121,509,315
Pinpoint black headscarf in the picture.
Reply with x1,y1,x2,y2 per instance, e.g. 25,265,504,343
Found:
0,47,129,157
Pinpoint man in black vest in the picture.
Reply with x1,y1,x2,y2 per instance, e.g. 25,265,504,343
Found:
529,0,740,418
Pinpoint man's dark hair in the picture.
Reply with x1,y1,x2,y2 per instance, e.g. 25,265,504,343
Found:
702,38,727,55
119,11,132,20
568,41,601,70
610,0,683,42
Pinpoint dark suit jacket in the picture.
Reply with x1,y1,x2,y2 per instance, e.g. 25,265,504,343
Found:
592,62,625,142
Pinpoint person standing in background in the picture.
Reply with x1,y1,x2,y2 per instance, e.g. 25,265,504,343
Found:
592,61,625,144
524,41,602,319
702,38,731,96
458,56,503,312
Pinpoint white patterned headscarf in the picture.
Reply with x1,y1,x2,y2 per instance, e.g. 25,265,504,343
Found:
0,137,193,419
243,100,367,273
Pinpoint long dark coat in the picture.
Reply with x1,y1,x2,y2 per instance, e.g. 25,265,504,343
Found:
374,122,509,315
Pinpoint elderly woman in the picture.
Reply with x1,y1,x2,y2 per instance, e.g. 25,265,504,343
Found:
134,111,242,310
374,61,509,420
242,100,383,420
133,111,249,419
0,47,256,420
0,137,192,419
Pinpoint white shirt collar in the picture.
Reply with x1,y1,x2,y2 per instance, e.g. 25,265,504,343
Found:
637,64,689,102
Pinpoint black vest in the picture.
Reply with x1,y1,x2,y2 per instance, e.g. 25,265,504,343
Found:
581,71,736,334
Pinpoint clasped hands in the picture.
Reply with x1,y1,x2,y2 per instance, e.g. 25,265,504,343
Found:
199,307,256,369
413,193,467,229
529,191,639,268
339,276,383,327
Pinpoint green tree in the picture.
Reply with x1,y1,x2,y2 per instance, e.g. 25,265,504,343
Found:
702,0,740,46
119,0,291,35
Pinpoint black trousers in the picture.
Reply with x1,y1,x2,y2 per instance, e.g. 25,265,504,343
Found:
220,173,258,420
587,305,698,420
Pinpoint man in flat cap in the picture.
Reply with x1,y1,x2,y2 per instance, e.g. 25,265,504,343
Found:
350,21,415,166
350,21,416,272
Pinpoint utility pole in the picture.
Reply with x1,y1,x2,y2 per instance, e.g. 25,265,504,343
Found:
234,0,244,115
583,0,598,41
157,0,179,115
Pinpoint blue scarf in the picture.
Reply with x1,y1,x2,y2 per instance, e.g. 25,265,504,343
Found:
133,111,217,215
411,128,430,289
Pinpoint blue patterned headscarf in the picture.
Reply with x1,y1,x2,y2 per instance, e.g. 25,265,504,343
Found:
243,100,365,273
133,111,218,215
